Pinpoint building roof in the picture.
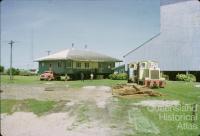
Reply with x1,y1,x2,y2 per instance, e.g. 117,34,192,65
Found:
112,64,125,70
35,49,121,62
124,0,200,71
160,0,192,6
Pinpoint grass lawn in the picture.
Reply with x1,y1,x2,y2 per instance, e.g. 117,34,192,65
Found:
0,75,127,88
112,81,200,136
0,99,56,116
156,81,200,104
1,75,41,84
1,75,200,135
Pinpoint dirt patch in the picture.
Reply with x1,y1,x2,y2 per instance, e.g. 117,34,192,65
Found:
66,120,112,136
134,100,180,107
81,86,112,108
44,82,54,85
44,87,55,91
1,112,73,136
1,84,168,136
82,86,96,90
66,101,75,106
1,84,113,112
1,110,113,136
1,85,112,102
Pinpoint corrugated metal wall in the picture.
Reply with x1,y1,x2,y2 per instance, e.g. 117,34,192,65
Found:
124,0,200,71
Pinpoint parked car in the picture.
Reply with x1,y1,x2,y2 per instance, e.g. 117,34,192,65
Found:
40,71,60,81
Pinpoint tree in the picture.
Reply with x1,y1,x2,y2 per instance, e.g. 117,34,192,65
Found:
6,68,20,75
0,65,4,73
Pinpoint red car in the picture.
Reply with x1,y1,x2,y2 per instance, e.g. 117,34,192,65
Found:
40,71,60,81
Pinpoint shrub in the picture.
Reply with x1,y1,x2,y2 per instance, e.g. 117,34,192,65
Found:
186,74,196,82
176,74,196,82
0,65,4,73
6,68,20,75
96,75,104,79
19,70,35,76
109,73,128,80
162,74,169,80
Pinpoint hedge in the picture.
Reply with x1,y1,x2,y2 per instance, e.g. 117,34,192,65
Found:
109,73,128,80
176,74,196,82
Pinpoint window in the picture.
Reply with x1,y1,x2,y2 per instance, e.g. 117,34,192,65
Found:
111,63,115,68
108,64,111,69
85,63,89,68
69,62,72,67
141,63,146,68
66,61,72,68
108,63,114,69
58,62,62,68
76,62,81,68
49,64,52,67
41,62,44,67
99,63,102,68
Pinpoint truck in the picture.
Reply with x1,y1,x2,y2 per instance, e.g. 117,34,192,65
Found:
128,60,165,88
40,71,61,81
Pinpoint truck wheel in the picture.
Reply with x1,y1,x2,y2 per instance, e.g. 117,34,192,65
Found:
48,78,52,81
58,77,61,81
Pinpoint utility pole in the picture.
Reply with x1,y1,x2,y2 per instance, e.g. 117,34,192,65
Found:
30,29,34,68
8,40,15,80
46,50,51,55
84,44,88,49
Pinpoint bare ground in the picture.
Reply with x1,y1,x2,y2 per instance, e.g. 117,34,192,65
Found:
1,83,179,136
1,84,116,136
1,84,112,103
1,112,114,136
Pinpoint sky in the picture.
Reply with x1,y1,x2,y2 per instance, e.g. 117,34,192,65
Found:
1,0,160,69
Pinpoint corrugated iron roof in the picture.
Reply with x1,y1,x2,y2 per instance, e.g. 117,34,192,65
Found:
124,0,200,71
161,0,193,6
35,49,122,62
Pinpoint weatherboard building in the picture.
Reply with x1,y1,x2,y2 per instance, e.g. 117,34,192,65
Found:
124,0,200,81
35,48,121,79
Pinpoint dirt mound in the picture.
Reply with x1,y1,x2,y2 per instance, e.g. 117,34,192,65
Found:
112,84,162,97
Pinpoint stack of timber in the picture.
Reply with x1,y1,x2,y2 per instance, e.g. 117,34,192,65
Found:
112,83,162,96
